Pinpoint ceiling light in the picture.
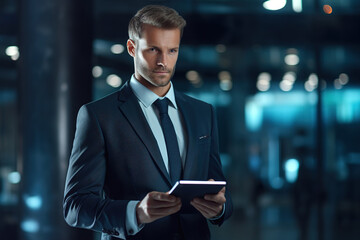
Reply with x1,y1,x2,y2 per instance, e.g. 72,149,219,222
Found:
284,158,299,183
21,219,39,233
257,79,271,92
186,70,201,83
106,74,122,88
92,66,103,78
8,171,21,184
218,71,231,81
304,81,315,92
263,0,287,11
283,71,296,83
339,73,349,85
258,72,271,82
280,80,293,91
284,54,299,65
292,0,302,13
5,46,18,56
220,79,232,91
111,44,124,54
257,72,271,92
5,46,20,61
11,53,19,61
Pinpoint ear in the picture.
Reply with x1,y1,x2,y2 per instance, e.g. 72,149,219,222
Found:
127,39,136,57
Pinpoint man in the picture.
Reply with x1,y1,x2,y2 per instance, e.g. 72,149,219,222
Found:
63,5,232,240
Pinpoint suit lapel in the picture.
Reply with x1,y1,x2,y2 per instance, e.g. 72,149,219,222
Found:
117,82,172,185
175,92,197,180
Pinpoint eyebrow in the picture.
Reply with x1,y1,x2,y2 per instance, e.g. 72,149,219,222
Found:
147,45,179,50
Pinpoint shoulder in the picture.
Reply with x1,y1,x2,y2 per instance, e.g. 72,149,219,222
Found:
74,91,120,124
86,91,119,109
82,81,132,113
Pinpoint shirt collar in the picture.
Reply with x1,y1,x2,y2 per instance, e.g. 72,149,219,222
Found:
129,75,178,109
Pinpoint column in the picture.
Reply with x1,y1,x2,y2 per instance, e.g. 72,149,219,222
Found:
18,0,93,239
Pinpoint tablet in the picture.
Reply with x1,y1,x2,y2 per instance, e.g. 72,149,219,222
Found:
169,180,226,213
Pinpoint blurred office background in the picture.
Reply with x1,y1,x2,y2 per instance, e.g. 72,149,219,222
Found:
1,0,360,239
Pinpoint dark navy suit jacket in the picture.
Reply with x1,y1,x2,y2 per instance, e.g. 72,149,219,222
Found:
63,81,232,240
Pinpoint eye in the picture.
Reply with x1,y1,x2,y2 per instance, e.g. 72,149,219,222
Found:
149,47,157,52
169,49,178,54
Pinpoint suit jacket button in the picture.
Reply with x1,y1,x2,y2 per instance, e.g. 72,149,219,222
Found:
113,230,119,236
129,229,134,234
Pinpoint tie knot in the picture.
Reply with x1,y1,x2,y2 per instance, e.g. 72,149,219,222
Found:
154,98,169,115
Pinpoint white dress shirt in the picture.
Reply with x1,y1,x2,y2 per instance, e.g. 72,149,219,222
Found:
125,76,187,236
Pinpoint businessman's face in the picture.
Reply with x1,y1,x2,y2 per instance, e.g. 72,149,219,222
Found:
127,24,181,96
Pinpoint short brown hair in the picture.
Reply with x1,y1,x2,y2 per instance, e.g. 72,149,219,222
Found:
128,5,186,41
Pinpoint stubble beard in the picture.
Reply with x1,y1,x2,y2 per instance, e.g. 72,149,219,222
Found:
139,63,176,88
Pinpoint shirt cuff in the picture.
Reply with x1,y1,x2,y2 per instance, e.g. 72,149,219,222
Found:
126,200,144,235
209,203,225,221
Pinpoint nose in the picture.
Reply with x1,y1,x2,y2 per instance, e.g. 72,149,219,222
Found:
157,52,167,68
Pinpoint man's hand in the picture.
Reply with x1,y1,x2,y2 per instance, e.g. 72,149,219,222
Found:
136,191,182,225
190,179,226,219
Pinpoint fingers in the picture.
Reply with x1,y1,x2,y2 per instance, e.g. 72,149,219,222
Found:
136,191,182,225
147,192,181,209
192,197,221,210
191,198,223,219
144,202,181,217
149,192,178,202
204,187,226,203
205,179,226,203
190,183,226,219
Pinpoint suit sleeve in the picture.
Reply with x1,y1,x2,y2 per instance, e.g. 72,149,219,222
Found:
208,105,233,226
63,105,128,239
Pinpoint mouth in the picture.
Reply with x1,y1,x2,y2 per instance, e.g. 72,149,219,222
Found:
153,71,170,74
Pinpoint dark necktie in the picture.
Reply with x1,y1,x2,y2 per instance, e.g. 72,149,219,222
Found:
154,98,182,184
